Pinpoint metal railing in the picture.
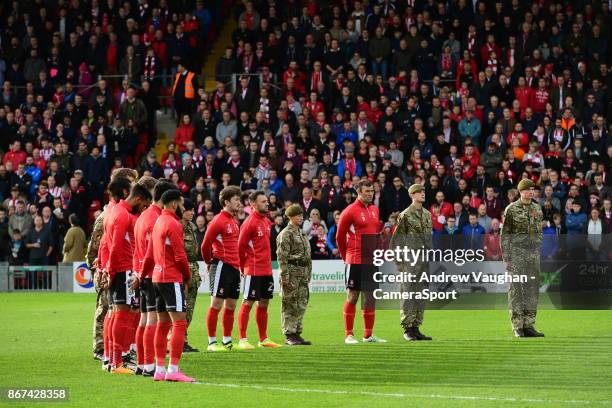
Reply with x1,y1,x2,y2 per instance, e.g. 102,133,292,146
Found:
8,265,57,291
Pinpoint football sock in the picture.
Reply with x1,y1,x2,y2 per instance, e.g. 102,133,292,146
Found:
238,304,252,340
103,313,110,361
255,306,268,342
108,313,116,366
135,325,145,367
154,321,172,367
143,324,156,365
111,310,132,367
343,301,356,337
169,320,187,366
222,307,235,339
363,308,375,338
206,307,220,338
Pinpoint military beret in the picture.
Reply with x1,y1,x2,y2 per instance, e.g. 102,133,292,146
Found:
408,184,425,194
517,179,535,191
183,198,195,211
285,204,303,217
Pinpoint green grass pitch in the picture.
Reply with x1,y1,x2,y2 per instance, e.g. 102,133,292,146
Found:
0,293,611,407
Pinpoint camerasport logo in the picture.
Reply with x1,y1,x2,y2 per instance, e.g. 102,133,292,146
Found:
74,263,94,288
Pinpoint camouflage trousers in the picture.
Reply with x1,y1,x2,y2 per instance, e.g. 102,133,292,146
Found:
399,265,428,329
185,264,202,339
92,271,109,354
280,267,311,335
508,254,540,330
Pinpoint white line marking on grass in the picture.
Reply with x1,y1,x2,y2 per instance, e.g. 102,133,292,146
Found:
195,382,612,405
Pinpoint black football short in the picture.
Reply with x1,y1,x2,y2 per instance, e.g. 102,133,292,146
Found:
110,271,139,308
243,275,274,301
153,282,186,313
139,278,156,313
210,260,241,299
345,264,378,292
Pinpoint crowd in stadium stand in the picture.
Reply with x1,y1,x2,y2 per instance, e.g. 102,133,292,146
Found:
0,0,610,266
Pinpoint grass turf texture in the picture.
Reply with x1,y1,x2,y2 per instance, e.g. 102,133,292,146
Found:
0,293,611,407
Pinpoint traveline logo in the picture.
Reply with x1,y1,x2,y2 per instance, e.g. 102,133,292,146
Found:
74,263,94,288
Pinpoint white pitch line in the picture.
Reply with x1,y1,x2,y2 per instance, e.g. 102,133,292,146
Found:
194,382,612,405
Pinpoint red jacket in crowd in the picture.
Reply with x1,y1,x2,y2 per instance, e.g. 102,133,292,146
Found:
530,87,550,113
201,209,240,269
238,211,273,276
142,209,190,283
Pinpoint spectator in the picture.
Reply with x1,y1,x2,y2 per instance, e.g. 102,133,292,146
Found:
9,228,28,266
8,200,33,237
462,213,485,250
0,207,9,261
483,218,502,260
25,215,54,265
62,214,86,262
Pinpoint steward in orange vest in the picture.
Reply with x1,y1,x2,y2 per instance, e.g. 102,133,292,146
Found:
172,62,199,122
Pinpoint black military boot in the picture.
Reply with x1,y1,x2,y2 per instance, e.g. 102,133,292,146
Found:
414,327,432,340
296,334,312,345
403,327,419,341
523,327,545,337
285,334,301,346
513,328,525,337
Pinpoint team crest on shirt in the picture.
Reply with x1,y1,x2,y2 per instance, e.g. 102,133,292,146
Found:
227,224,232,234
251,289,256,296
360,212,366,222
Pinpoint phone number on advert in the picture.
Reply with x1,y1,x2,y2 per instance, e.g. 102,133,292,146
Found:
2,388,68,401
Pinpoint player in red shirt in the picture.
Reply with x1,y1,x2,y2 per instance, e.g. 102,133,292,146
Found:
236,190,282,349
103,183,151,374
139,189,194,382
201,186,242,351
336,179,387,344
132,180,176,376
98,177,132,372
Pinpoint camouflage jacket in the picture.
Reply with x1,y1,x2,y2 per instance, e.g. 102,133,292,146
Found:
391,204,433,251
500,200,543,261
86,209,106,270
276,223,312,271
182,220,199,265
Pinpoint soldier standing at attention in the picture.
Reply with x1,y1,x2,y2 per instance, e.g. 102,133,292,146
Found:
500,179,544,338
392,184,434,341
182,198,201,352
276,204,312,346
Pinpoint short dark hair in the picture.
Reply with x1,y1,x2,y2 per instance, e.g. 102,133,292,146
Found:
129,184,152,201
219,186,242,207
69,214,79,226
356,179,373,192
108,177,132,201
161,189,183,206
249,190,266,203
153,181,178,202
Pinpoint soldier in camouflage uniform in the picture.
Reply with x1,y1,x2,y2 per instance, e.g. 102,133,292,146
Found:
86,168,138,360
276,204,312,346
500,179,544,338
86,210,108,359
391,184,434,341
181,198,201,352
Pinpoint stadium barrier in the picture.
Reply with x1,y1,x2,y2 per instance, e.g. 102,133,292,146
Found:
0,261,348,293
